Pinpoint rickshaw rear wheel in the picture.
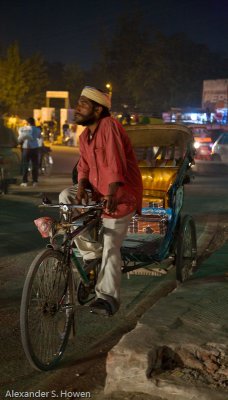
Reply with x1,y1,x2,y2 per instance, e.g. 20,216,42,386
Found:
175,215,197,283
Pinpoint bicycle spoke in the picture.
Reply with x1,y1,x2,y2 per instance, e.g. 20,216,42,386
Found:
21,204,102,370
21,250,73,369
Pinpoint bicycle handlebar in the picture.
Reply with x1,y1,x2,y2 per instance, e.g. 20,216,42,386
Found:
39,202,104,211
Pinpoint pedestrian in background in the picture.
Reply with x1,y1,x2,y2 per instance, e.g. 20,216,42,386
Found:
18,117,41,187
62,120,69,140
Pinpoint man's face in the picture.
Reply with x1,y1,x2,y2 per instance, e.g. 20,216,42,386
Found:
75,96,97,126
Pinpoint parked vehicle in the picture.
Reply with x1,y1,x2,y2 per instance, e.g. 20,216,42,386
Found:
211,131,228,162
206,128,225,143
188,125,213,160
0,120,21,194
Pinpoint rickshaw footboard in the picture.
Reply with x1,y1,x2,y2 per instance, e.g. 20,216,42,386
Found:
121,233,163,263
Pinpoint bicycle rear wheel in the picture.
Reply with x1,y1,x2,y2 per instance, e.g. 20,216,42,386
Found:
20,249,74,371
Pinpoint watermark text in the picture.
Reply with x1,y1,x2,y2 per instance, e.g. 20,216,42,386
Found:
5,390,91,398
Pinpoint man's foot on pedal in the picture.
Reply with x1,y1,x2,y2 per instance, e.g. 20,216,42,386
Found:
90,298,114,317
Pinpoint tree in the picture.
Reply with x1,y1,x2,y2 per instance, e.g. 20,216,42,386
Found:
97,11,228,113
23,54,48,111
45,62,65,91
99,11,150,109
63,63,85,107
0,43,48,116
0,43,28,114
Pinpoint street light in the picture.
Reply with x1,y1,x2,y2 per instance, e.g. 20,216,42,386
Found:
105,83,112,97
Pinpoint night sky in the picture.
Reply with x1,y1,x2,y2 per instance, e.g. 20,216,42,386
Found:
1,0,228,69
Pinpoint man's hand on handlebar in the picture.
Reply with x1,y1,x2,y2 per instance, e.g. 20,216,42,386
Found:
103,194,118,213
75,180,121,212
103,182,121,213
75,178,90,204
75,187,89,204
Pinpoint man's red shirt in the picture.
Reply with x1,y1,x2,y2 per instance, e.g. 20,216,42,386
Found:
77,117,143,218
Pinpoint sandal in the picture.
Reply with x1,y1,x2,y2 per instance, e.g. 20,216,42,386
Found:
89,298,113,317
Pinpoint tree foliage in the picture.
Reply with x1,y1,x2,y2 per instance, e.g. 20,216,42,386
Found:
100,12,150,109
63,63,85,107
0,43,48,116
98,15,228,112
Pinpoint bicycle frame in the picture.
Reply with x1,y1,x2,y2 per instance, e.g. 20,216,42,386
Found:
40,203,103,286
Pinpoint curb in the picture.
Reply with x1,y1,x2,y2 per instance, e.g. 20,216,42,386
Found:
197,224,226,265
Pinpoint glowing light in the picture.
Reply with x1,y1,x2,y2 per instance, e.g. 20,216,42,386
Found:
105,83,112,96
194,142,200,149
190,113,198,121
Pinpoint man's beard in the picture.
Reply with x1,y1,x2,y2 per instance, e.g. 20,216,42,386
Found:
80,116,97,126
75,112,96,126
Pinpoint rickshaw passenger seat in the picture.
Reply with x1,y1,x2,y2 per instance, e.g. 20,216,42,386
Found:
139,166,179,208
139,166,179,193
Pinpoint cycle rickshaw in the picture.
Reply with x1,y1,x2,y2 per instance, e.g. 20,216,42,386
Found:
121,123,196,281
20,124,197,371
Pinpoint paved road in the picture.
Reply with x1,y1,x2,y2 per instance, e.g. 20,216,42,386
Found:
50,144,80,174
0,159,227,398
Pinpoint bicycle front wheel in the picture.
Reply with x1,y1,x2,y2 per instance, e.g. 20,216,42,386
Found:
20,249,74,371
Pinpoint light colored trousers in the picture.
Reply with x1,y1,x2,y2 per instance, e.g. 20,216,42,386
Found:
59,186,134,311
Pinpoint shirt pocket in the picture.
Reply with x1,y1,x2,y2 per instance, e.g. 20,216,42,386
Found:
94,146,107,167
